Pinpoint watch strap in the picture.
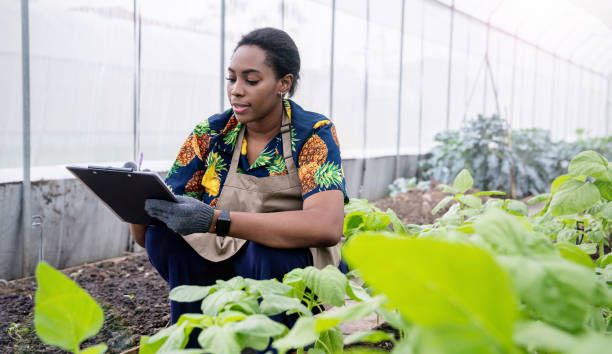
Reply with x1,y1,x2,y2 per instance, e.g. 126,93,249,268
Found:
215,210,231,236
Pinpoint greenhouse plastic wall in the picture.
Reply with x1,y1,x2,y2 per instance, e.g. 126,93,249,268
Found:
1,0,611,279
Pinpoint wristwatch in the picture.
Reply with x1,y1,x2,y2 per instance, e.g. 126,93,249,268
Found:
215,210,231,236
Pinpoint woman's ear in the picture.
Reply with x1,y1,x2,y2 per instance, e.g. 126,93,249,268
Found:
279,74,294,95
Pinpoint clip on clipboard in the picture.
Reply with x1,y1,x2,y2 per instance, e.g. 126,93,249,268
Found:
66,165,177,225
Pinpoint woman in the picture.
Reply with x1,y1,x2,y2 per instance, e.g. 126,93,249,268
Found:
129,27,347,327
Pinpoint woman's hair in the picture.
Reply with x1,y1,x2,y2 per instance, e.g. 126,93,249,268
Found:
234,27,301,96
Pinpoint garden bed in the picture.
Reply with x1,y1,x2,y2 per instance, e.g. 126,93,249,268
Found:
0,187,448,353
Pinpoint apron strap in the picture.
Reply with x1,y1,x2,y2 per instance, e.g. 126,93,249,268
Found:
228,125,245,175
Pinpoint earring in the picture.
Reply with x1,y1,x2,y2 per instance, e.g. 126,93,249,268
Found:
278,91,284,98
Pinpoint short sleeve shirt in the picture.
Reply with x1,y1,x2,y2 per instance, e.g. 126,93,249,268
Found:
165,99,348,207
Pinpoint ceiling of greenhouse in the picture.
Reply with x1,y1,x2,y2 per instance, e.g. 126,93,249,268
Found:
438,0,612,75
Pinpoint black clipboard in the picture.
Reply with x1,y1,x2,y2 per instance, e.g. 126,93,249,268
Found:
66,165,177,224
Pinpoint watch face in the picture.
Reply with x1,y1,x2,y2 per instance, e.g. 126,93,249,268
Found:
216,210,231,236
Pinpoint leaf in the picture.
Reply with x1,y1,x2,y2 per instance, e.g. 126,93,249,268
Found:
302,266,348,307
230,314,287,338
555,243,595,269
34,262,104,353
503,200,528,216
432,196,453,215
157,322,191,352
527,193,551,204
453,169,474,194
315,296,386,332
472,191,506,196
497,256,600,332
568,150,609,180
259,293,312,316
273,317,318,353
457,195,482,209
138,335,166,354
344,199,376,214
169,285,213,302
513,320,578,353
600,202,612,221
473,209,527,255
200,289,245,316
438,184,459,194
551,175,571,194
344,330,396,345
315,327,344,354
198,325,240,354
578,243,597,255
384,209,408,235
245,279,292,298
597,253,612,268
343,234,517,351
416,324,506,354
80,344,107,354
550,179,600,216
594,180,612,201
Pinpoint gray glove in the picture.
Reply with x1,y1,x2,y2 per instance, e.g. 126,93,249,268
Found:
145,195,214,235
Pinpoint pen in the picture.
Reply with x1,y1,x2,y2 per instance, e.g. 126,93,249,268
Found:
137,152,143,171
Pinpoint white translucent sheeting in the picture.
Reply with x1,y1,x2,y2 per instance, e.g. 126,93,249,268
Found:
28,0,134,167
364,0,403,158
420,0,451,153
284,0,332,118
399,0,425,156
332,0,367,159
223,0,283,109
140,0,221,163
0,0,22,170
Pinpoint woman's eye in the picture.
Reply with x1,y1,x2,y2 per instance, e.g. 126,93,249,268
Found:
246,80,259,85
225,77,236,82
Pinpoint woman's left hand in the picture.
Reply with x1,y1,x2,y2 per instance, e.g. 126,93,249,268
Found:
144,195,215,235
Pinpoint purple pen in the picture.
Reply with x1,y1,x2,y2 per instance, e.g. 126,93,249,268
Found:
137,152,143,171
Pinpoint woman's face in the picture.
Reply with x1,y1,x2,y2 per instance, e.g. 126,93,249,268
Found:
227,45,287,124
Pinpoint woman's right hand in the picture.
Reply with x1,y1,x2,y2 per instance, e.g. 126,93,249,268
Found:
129,223,147,248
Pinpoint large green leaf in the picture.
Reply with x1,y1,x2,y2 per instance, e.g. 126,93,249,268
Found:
230,314,287,337
34,262,104,353
302,265,348,307
315,327,344,354
497,256,599,332
200,289,245,316
503,200,528,216
473,209,527,255
245,278,292,298
273,317,318,353
342,234,517,351
457,195,481,209
513,320,578,353
600,201,612,221
453,169,474,194
555,243,595,269
594,180,612,201
157,322,190,352
568,150,609,180
551,175,571,194
169,285,213,302
198,325,240,354
415,324,506,354
550,179,600,216
259,293,312,316
315,296,386,332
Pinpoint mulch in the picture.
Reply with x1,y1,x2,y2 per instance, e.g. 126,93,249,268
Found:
0,187,450,353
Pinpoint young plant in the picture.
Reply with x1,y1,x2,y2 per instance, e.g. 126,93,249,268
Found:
34,262,107,354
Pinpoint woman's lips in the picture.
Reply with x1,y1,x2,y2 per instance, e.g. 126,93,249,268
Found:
232,104,249,114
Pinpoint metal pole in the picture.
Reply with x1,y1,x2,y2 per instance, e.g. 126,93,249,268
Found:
509,36,517,125
531,48,538,127
281,0,285,29
483,26,490,115
20,0,31,277
463,20,470,121
133,0,141,161
417,0,426,162
395,0,406,179
358,0,370,198
445,0,454,129
329,0,335,119
549,57,556,132
220,0,226,111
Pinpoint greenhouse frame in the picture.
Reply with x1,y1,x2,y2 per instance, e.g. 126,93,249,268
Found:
1,0,611,279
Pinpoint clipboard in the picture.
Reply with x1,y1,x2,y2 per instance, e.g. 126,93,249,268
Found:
66,165,177,225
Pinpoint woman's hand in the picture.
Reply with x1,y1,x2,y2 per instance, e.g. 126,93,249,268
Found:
145,195,215,236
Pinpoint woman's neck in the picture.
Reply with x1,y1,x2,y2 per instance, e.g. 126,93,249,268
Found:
245,101,283,142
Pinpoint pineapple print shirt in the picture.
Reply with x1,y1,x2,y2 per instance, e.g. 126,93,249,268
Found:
165,99,348,207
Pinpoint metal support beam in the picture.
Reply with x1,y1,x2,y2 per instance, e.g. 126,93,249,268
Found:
220,0,226,111
133,0,141,162
395,0,406,179
417,0,426,160
329,0,335,119
445,0,454,129
20,0,31,277
358,0,370,198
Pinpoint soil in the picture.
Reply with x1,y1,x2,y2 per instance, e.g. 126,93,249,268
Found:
0,186,475,353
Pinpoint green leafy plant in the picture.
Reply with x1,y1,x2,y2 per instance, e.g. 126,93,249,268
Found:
34,261,107,354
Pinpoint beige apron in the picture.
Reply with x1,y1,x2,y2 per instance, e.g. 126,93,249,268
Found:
183,112,341,270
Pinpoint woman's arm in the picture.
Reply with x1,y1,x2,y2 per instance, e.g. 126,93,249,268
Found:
129,223,147,248
208,190,345,248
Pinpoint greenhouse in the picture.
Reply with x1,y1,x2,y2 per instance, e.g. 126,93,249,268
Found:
1,0,612,353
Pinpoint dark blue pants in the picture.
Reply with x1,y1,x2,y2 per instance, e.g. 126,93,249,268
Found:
145,225,315,326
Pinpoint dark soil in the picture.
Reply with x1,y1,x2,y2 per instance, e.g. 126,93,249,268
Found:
0,188,449,353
